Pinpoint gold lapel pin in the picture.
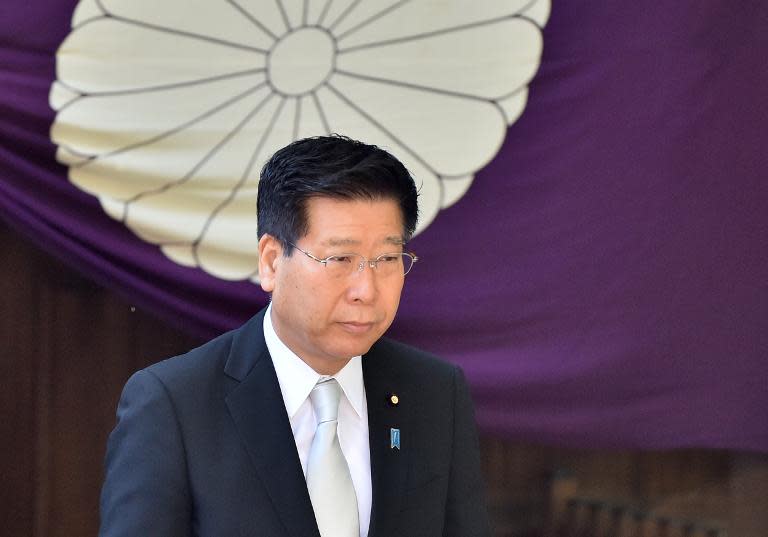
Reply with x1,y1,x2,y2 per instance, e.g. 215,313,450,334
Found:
388,393,400,407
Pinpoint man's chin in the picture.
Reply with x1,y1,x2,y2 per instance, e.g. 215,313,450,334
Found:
329,338,378,362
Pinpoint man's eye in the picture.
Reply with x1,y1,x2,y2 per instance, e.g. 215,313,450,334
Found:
328,255,353,264
379,254,401,263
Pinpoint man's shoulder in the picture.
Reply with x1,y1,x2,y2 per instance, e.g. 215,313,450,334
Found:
368,336,458,377
142,309,267,384
140,324,241,388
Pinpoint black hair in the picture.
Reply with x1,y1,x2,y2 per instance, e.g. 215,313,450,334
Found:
257,135,419,254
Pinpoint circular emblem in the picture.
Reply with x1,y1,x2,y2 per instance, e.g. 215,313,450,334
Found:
50,0,549,281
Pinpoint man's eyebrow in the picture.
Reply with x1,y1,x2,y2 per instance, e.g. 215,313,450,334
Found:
321,236,406,247
323,238,360,247
384,236,406,246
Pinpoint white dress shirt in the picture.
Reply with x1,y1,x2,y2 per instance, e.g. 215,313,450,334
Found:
264,305,371,537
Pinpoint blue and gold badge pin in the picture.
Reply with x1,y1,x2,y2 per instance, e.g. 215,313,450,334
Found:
390,428,401,450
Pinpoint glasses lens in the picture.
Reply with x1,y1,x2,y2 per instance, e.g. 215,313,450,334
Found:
325,254,364,278
374,253,415,276
402,254,415,275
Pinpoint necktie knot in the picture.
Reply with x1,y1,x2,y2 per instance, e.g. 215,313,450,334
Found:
309,378,341,424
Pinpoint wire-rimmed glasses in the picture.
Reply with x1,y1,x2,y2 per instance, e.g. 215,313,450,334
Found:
289,243,418,278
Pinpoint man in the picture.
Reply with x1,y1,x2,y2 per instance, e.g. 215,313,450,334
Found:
99,136,490,537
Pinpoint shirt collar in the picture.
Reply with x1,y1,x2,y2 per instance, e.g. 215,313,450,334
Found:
263,304,365,419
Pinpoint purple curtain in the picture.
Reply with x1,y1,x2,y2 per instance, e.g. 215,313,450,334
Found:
1,1,766,451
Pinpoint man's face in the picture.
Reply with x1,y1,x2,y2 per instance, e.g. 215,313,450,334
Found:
259,197,407,374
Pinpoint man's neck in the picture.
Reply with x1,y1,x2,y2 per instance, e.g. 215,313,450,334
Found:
268,307,352,376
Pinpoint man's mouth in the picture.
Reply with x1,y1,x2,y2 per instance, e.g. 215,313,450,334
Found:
338,321,375,334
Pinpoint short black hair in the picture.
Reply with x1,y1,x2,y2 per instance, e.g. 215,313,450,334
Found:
257,135,419,254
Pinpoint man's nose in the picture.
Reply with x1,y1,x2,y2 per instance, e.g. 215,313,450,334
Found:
347,261,378,302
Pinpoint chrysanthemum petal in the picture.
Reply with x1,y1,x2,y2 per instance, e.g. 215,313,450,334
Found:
195,96,295,279
55,146,90,167
51,73,266,157
161,244,197,268
71,0,104,27
278,0,306,29
100,0,276,49
441,175,474,209
315,0,358,29
335,0,540,47
328,73,506,177
295,94,331,139
194,188,261,280
315,84,443,234
519,0,551,26
49,81,80,111
234,0,293,36
337,17,542,101
67,85,273,200
124,90,283,244
325,0,402,36
305,0,331,27
194,193,260,279
496,88,528,125
126,188,231,245
57,18,265,94
100,196,126,222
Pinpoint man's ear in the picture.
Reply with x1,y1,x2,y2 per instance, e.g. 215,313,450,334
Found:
258,234,281,293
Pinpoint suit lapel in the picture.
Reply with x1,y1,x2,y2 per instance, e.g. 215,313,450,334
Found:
224,310,320,537
364,346,409,537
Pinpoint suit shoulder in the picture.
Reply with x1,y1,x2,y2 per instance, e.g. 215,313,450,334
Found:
371,337,458,377
141,326,238,387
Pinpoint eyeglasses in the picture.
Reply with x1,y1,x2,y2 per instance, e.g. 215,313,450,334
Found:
289,243,418,278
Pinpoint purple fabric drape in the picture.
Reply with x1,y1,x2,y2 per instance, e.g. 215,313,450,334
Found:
1,2,767,451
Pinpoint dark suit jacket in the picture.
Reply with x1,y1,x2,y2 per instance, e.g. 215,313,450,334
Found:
99,308,490,537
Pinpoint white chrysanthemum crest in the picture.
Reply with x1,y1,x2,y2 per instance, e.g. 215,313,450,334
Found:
50,0,549,281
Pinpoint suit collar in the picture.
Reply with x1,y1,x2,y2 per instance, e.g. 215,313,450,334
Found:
224,307,320,537
223,307,270,381
363,341,409,537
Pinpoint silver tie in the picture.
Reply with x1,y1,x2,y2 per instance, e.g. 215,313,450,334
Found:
306,378,359,537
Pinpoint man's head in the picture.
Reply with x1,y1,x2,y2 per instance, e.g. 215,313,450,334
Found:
257,136,419,374
257,135,418,252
